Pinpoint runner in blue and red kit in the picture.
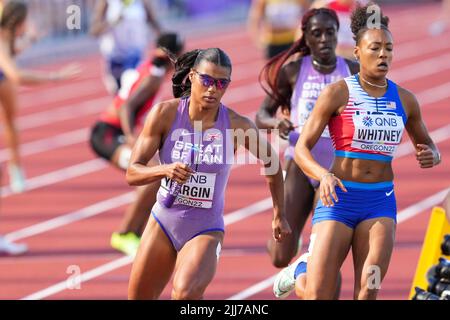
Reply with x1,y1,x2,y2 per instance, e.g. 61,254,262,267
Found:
256,8,359,272
126,48,291,300
292,3,441,300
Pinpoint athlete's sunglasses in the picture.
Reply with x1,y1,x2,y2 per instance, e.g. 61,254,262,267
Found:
192,70,231,90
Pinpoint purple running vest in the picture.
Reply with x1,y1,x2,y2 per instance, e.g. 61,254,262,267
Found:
152,97,234,251
286,55,351,187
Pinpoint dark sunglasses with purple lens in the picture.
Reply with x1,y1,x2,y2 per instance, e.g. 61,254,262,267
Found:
193,70,231,90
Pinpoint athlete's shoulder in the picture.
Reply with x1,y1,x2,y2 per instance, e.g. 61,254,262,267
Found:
226,107,256,130
325,78,349,96
283,58,301,74
395,85,419,112
316,79,350,112
343,58,360,75
144,98,180,132
279,58,301,86
151,98,181,118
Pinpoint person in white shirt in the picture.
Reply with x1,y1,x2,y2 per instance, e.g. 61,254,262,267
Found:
90,0,161,94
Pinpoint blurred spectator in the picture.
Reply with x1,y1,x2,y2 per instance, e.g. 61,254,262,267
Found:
0,0,80,255
429,0,450,36
90,0,161,94
248,0,310,59
311,0,368,60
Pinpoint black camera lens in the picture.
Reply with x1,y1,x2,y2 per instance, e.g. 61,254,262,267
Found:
412,287,441,300
442,234,450,256
428,278,450,296
435,258,450,281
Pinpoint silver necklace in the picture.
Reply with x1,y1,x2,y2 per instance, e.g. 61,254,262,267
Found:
312,59,336,70
359,73,387,88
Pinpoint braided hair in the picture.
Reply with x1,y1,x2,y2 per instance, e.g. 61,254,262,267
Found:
259,8,339,110
0,1,27,55
171,48,232,98
351,2,390,45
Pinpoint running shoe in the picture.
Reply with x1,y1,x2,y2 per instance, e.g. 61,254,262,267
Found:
0,236,28,256
273,252,308,299
110,232,140,257
8,164,26,194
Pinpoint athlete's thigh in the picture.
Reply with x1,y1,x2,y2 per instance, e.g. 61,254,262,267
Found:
352,217,396,296
128,215,177,299
173,232,224,293
305,220,353,298
0,80,17,120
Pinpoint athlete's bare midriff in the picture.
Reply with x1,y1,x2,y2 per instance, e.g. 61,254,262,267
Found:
331,156,394,183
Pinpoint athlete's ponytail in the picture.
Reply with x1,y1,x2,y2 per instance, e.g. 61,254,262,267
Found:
171,48,232,98
172,49,202,98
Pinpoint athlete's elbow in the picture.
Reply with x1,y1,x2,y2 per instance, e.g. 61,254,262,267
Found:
126,166,140,186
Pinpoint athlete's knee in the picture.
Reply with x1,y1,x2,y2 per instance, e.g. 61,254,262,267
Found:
355,285,379,300
271,253,293,268
171,281,206,300
305,286,336,300
268,237,299,268
305,277,338,300
128,280,159,300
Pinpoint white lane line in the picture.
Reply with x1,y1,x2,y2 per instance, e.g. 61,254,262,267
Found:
5,74,450,166
227,276,278,301
5,152,258,241
21,255,134,301
4,121,449,241
12,38,450,133
14,97,109,131
1,159,108,198
9,61,450,165
395,124,450,158
390,53,450,83
226,187,450,300
4,120,447,199
0,128,89,162
21,186,450,301
5,192,134,242
417,82,450,106
20,81,106,111
11,79,261,135
397,188,450,223
20,196,274,300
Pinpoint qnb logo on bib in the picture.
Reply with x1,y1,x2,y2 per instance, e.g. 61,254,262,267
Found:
160,172,216,208
351,111,404,156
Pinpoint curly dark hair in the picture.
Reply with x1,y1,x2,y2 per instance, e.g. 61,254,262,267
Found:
351,2,390,44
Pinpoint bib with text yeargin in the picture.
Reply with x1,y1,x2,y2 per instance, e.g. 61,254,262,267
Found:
160,172,217,209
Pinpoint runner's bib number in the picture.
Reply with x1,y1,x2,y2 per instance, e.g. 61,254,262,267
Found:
160,172,216,209
297,98,330,138
351,112,404,156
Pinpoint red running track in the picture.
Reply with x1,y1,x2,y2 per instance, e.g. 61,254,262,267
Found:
0,3,449,300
